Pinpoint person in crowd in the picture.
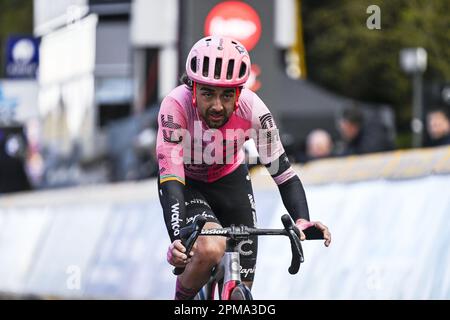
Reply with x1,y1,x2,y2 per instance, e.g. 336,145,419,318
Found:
336,103,393,156
0,128,31,194
305,129,334,161
425,107,450,147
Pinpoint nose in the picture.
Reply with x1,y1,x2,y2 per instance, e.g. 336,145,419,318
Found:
210,96,224,112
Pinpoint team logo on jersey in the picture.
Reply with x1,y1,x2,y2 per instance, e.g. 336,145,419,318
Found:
157,154,167,174
237,239,253,256
171,202,182,237
163,130,183,143
186,212,215,225
259,113,274,129
161,114,183,143
258,113,278,156
259,113,274,143
240,266,256,278
161,115,182,129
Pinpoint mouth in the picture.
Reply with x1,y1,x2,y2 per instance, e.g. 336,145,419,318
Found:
208,112,225,122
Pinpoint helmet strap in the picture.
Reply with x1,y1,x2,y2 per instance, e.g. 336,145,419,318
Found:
235,87,241,111
192,81,197,107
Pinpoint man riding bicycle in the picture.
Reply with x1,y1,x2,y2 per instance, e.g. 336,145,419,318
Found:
157,36,331,300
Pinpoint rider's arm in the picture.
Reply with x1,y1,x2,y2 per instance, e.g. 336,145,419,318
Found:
156,96,188,242
247,91,310,222
266,153,310,222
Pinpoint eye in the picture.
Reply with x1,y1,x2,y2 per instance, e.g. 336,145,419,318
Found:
203,92,212,97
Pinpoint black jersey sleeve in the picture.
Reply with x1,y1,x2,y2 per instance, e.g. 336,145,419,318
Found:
265,152,310,222
158,179,186,242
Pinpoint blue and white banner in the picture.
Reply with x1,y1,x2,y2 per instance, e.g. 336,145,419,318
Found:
0,172,449,299
6,36,40,79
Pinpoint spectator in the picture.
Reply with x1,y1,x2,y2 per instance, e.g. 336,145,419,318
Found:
336,103,393,156
425,107,450,147
0,128,32,194
305,129,334,162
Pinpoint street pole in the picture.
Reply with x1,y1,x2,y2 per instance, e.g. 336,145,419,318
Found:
400,47,427,149
411,72,423,148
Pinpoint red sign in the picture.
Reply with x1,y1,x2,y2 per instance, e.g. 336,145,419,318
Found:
204,1,262,51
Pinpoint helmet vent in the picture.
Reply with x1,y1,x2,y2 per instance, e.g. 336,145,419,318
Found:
226,59,235,80
239,62,247,78
202,56,210,77
190,57,197,73
214,58,222,79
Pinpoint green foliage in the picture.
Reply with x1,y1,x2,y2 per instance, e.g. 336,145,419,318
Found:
302,0,450,146
0,0,33,77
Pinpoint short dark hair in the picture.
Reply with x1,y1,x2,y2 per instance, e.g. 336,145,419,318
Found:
180,73,193,90
341,103,363,126
427,106,449,119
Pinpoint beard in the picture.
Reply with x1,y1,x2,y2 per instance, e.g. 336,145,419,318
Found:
203,108,230,128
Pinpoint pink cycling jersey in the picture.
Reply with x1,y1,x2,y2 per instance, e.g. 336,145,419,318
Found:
157,85,295,184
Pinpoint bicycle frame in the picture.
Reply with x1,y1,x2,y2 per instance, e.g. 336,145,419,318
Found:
197,250,241,300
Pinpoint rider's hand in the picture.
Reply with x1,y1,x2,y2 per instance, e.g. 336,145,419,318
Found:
295,219,332,247
166,240,196,267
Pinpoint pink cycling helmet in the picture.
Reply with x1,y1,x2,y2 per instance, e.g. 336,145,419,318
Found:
186,36,251,87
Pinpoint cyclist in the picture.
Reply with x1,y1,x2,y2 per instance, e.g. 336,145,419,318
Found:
157,36,331,300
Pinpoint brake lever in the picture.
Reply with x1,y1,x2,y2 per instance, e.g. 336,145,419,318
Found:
173,215,207,275
281,214,304,275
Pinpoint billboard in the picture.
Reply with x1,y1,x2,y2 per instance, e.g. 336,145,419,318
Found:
5,36,40,79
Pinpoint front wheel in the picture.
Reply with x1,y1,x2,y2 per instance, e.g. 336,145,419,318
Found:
230,284,253,300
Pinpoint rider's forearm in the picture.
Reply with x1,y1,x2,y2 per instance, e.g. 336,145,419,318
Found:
278,175,310,222
159,180,187,242
266,153,310,221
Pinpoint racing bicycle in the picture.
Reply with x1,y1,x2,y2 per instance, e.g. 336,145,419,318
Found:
173,214,323,300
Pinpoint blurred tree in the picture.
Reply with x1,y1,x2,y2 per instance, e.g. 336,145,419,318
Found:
302,0,450,147
0,0,33,77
